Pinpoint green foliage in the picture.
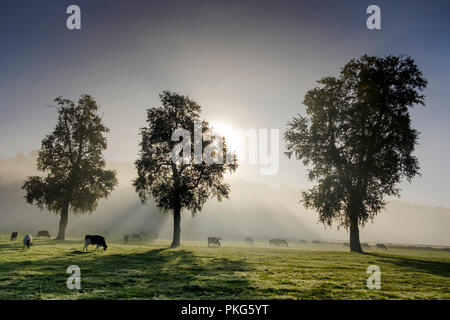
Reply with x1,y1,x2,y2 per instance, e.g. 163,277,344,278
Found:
285,55,427,229
133,91,238,215
22,95,118,215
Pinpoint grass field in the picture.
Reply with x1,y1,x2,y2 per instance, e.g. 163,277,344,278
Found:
0,236,449,300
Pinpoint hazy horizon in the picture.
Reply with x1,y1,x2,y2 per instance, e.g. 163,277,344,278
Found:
1,151,449,246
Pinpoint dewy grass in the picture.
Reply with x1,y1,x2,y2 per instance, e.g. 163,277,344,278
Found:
0,237,448,300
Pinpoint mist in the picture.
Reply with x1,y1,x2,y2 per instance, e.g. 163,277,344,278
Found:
1,152,449,246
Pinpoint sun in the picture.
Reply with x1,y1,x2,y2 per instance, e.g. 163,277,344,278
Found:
210,121,240,154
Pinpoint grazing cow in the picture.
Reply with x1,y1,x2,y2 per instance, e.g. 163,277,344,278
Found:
269,239,278,246
83,235,108,251
10,232,18,241
37,230,51,238
245,237,254,244
312,240,321,244
130,233,142,241
269,239,289,247
23,234,32,249
124,234,129,244
208,237,221,247
376,243,388,250
298,240,307,244
361,243,371,249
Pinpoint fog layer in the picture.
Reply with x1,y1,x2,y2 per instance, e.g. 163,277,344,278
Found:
1,152,449,246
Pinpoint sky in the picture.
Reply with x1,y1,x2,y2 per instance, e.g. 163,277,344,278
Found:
1,0,450,207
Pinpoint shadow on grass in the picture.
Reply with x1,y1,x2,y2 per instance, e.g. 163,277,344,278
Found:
0,239,83,249
0,247,255,299
366,252,450,278
71,250,92,255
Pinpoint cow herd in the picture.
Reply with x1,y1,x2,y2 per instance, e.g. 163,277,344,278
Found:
342,242,389,250
8,230,389,251
10,230,52,249
10,230,51,242
9,230,110,251
209,237,389,250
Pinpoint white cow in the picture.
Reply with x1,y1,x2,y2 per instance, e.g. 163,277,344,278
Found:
23,234,32,249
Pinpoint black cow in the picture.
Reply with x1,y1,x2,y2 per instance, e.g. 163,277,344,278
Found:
130,233,142,241
269,239,289,247
376,243,388,250
10,232,18,241
208,237,221,247
83,235,108,251
37,230,51,238
124,234,129,244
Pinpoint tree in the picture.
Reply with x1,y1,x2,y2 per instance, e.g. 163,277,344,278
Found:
133,91,238,247
22,95,118,240
284,55,427,252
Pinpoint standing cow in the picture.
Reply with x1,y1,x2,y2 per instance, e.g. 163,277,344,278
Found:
208,237,221,247
269,239,289,247
37,230,51,238
10,232,18,241
130,233,142,241
23,234,32,249
83,235,108,251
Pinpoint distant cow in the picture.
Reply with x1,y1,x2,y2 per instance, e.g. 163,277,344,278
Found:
130,233,142,241
312,240,321,244
208,237,221,247
83,235,108,251
361,243,371,249
37,230,51,238
343,242,350,247
124,234,129,244
269,239,289,247
376,243,388,250
245,237,254,244
297,240,307,244
10,232,18,241
138,231,149,237
23,234,32,249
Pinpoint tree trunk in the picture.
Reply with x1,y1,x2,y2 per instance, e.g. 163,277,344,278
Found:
171,206,181,248
349,216,363,253
56,204,69,240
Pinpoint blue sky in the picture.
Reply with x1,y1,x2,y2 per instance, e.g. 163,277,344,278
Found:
1,0,449,207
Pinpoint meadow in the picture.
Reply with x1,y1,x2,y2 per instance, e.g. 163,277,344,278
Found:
0,235,448,300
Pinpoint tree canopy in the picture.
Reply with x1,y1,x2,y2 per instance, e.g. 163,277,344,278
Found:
134,91,238,247
284,55,427,252
22,95,118,239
